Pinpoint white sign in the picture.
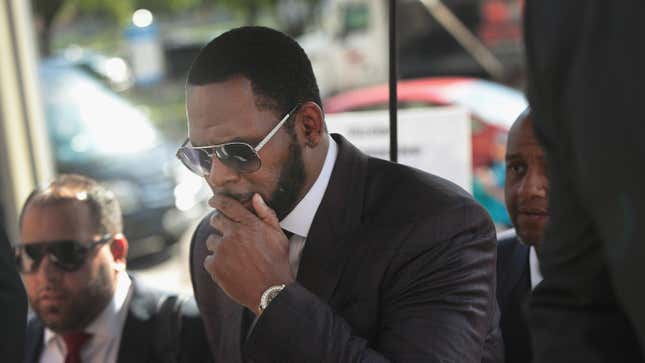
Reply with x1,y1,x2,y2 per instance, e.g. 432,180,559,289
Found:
326,106,472,192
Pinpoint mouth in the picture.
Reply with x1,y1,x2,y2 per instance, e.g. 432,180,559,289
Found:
38,291,67,304
518,208,548,223
518,207,548,215
213,192,255,210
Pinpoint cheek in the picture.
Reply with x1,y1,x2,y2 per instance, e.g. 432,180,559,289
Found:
23,276,40,298
504,186,518,209
246,159,285,191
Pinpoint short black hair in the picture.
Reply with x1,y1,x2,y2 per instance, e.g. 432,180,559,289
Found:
187,26,322,117
20,174,122,236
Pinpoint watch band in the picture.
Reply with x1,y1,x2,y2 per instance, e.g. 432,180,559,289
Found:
258,284,286,315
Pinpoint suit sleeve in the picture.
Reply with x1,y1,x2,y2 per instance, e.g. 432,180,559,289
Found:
244,200,500,363
0,225,28,362
525,0,645,359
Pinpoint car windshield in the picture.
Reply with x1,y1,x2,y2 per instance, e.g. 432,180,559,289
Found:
440,80,527,129
40,64,160,163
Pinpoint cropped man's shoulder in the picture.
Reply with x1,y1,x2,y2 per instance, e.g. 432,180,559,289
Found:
497,228,520,248
363,157,485,224
496,229,529,264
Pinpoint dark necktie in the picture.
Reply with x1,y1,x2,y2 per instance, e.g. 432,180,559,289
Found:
62,332,91,363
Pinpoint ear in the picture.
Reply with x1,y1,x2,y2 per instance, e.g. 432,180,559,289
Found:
296,102,326,148
110,234,129,266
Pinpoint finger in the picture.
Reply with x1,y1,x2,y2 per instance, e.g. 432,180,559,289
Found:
252,193,281,229
205,234,222,253
210,194,257,224
210,212,235,236
203,255,218,281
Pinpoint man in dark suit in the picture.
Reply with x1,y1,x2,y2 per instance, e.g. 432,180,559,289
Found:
496,109,549,363
16,174,212,363
1,218,28,362
524,1,645,361
180,26,502,362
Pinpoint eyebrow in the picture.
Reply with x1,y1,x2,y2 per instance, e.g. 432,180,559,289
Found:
505,153,524,161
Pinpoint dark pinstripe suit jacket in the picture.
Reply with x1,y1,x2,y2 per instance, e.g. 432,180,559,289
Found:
190,134,503,362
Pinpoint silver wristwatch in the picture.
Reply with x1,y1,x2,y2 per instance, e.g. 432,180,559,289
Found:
258,284,286,315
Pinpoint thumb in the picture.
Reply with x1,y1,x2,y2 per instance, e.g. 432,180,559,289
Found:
252,193,280,229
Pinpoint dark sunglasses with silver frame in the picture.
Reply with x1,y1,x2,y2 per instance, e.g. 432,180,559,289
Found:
176,104,300,177
14,234,113,273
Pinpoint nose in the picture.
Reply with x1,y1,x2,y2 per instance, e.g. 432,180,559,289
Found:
519,167,548,200
37,255,63,282
207,154,241,189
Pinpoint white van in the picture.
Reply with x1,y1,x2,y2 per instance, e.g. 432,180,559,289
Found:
298,0,521,97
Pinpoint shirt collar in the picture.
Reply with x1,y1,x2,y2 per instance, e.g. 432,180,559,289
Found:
280,136,338,237
44,270,133,344
529,245,543,290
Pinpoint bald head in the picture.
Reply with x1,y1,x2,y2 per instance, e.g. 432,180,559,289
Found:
504,109,550,247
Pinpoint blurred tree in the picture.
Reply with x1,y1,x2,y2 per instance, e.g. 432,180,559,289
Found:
32,0,320,56
32,0,206,56
32,0,65,56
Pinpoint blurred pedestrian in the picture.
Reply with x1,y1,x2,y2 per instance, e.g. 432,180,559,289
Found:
524,0,645,361
1,218,28,362
16,174,212,363
496,108,549,363
180,26,502,362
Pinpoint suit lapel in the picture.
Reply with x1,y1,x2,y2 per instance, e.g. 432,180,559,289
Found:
117,278,157,363
24,318,44,363
520,249,531,293
515,243,531,292
296,134,368,303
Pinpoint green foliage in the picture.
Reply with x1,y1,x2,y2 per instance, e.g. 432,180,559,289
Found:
33,0,208,26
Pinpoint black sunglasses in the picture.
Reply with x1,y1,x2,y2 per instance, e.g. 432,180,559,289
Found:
14,234,113,273
176,105,299,177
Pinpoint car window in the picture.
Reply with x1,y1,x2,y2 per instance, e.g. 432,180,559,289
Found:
41,65,159,163
341,3,369,36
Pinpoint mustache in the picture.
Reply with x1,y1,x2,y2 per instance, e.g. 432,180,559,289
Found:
35,284,68,299
213,191,254,203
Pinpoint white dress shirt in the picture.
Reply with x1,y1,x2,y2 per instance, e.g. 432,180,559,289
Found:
247,136,338,335
279,136,338,277
529,245,543,290
40,271,133,363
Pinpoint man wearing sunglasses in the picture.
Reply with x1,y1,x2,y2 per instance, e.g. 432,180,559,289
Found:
17,174,212,363
184,26,502,362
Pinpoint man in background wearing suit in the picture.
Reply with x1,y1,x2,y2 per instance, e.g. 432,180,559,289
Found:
17,174,212,363
181,26,502,362
1,216,27,362
496,109,549,363
524,1,645,361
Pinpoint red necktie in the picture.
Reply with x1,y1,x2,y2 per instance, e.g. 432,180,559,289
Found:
62,332,91,363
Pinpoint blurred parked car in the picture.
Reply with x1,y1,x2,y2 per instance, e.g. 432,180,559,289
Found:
39,59,208,260
56,47,134,91
324,77,527,227
324,76,527,167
